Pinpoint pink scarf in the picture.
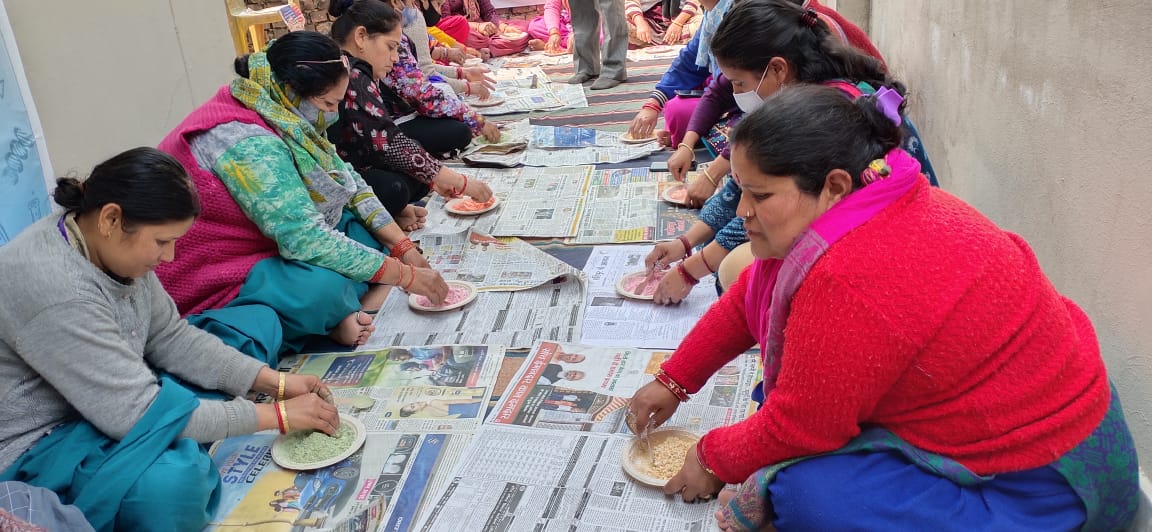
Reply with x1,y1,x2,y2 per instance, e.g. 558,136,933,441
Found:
744,148,923,398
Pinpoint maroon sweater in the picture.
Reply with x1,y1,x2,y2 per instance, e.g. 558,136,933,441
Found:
663,180,1109,483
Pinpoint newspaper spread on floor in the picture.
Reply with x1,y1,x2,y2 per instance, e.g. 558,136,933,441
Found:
625,44,686,62
566,169,702,245
414,340,760,531
461,120,660,167
470,66,565,116
579,245,718,349
360,274,587,349
420,230,580,291
410,165,594,241
204,345,504,532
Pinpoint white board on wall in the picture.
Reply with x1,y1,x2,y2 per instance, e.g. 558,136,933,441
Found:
0,0,54,246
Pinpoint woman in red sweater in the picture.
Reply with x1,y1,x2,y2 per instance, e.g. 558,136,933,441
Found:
628,85,1139,530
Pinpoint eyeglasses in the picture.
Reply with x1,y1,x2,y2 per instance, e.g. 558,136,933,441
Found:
296,55,351,71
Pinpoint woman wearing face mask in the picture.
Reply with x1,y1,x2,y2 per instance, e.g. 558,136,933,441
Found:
327,0,493,230
664,0,891,208
0,148,341,531
645,0,937,305
629,85,1139,531
156,31,449,365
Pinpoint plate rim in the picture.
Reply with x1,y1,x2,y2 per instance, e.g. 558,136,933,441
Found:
615,270,659,301
270,413,367,471
445,196,500,216
408,280,479,312
465,96,506,108
620,427,701,487
619,133,658,145
660,184,689,205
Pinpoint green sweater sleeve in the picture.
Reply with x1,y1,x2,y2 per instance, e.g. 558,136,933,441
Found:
213,134,386,281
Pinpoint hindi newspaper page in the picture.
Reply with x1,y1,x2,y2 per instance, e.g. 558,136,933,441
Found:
420,230,578,291
579,245,719,349
570,168,662,244
488,341,757,435
410,166,593,240
360,277,587,349
415,342,760,531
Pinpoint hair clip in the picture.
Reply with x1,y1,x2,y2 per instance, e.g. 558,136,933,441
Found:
861,159,891,185
874,87,904,127
297,55,351,71
801,8,819,28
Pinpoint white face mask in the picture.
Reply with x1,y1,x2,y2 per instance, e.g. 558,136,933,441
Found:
732,65,770,114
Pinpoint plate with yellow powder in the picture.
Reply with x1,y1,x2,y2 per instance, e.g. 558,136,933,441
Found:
621,428,700,487
271,413,366,471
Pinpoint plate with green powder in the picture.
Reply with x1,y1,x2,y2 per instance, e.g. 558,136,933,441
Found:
271,414,366,471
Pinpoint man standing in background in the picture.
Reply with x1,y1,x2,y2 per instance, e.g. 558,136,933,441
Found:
568,0,629,90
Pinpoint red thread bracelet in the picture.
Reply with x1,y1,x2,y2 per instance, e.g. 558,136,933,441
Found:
403,265,416,291
700,252,716,274
676,262,700,286
456,66,463,79
642,101,661,112
677,235,693,257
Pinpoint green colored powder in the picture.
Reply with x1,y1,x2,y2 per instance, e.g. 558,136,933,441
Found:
281,422,356,464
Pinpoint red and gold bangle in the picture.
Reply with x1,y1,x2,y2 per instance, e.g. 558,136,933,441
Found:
369,259,390,284
655,369,691,402
275,402,289,434
403,265,416,291
549,28,560,36
677,235,693,257
676,261,700,286
390,237,417,259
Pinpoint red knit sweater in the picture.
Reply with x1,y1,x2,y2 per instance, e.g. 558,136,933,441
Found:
664,179,1109,483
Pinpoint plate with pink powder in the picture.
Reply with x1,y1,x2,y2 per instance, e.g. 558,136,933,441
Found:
616,270,666,301
446,196,500,216
620,132,657,145
661,184,690,206
409,280,478,312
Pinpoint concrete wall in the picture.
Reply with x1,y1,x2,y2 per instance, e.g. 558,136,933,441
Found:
4,0,235,176
867,0,1152,523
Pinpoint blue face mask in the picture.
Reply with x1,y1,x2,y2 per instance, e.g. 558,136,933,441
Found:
402,6,420,27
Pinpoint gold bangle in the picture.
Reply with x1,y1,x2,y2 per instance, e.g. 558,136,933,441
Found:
277,372,286,402
278,401,290,433
676,142,694,153
701,167,718,187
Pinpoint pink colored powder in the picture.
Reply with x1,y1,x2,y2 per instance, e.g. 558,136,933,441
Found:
416,285,472,308
666,187,688,203
454,198,496,212
622,271,666,297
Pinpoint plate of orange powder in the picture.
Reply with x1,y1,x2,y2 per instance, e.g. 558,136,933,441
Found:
446,196,500,215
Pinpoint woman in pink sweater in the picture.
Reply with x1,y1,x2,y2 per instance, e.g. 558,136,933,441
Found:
628,85,1138,530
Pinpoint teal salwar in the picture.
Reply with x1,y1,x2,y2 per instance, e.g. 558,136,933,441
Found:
0,376,219,532
187,210,382,366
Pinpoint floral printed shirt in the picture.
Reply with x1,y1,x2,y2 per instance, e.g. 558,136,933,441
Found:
380,34,484,134
331,54,443,184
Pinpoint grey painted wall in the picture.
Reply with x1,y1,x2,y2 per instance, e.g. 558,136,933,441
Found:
868,0,1152,505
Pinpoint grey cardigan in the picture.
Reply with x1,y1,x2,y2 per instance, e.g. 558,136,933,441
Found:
0,216,266,471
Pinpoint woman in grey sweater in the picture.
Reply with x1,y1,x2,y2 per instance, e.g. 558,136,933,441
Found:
0,148,341,531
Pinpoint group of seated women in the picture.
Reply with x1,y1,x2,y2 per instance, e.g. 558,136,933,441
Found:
0,0,1139,530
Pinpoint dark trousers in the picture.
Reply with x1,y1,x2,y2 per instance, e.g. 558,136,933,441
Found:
398,116,472,155
360,168,432,218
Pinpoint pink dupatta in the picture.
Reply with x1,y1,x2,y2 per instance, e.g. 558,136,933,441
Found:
744,148,924,399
